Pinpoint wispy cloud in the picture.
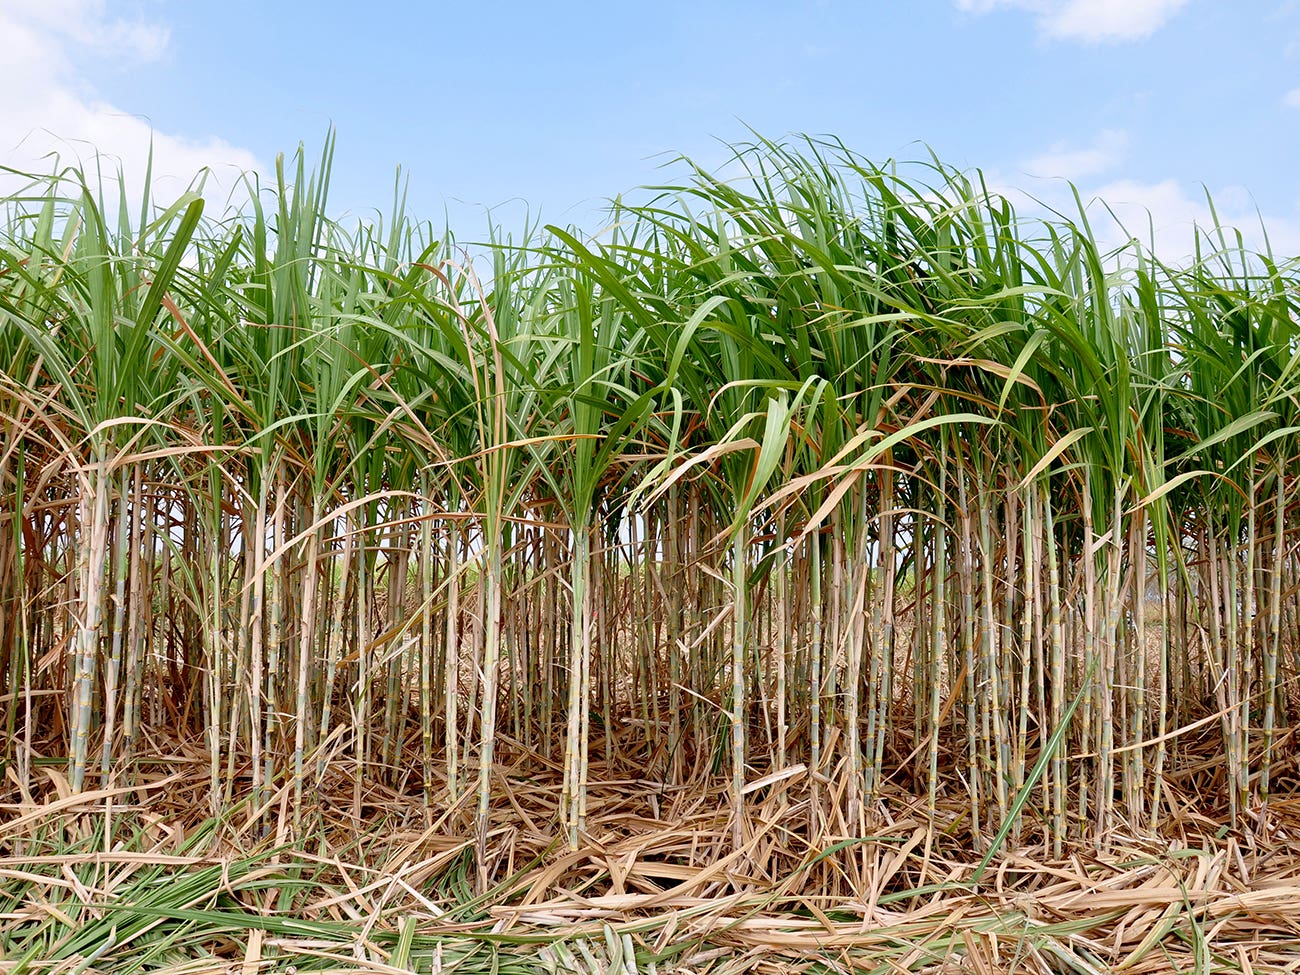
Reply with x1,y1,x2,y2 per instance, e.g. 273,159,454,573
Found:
955,0,1190,43
992,135,1300,262
15,0,171,61
0,1,260,209
1081,177,1300,262
1022,129,1128,180
1283,87,1300,107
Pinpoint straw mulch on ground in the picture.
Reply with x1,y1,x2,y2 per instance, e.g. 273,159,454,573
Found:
5,725,1300,974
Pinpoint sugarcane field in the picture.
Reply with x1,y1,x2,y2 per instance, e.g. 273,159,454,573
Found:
3,131,1300,973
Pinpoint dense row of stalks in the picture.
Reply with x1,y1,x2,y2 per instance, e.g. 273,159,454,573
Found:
2,136,1299,882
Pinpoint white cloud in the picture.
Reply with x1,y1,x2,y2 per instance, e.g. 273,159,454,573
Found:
1084,178,1300,264
1023,129,1128,181
1041,0,1189,42
14,0,170,61
0,1,260,214
975,132,1300,264
955,0,1189,43
994,171,1300,266
1283,87,1300,108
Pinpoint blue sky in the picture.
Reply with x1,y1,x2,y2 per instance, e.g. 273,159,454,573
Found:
4,0,1300,258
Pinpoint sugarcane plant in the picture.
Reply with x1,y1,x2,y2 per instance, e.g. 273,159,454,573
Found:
2,134,1299,888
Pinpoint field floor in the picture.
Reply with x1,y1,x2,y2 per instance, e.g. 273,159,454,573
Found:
5,730,1300,975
